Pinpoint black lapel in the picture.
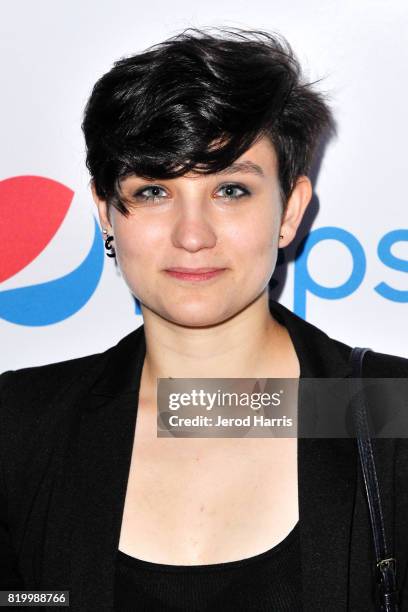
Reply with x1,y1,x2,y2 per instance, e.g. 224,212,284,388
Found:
270,300,358,611
69,299,372,611
69,325,146,611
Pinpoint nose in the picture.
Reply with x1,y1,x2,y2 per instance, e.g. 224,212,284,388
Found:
170,198,218,253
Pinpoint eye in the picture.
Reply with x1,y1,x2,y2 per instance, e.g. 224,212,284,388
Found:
131,182,251,204
133,185,167,202
215,183,250,200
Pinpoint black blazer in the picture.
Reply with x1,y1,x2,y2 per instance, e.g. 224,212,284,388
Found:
1,299,408,611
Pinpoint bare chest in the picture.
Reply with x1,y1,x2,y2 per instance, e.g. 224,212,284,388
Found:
118,431,299,565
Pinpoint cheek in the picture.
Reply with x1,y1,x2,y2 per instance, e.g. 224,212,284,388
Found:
114,224,160,294
228,210,276,258
116,222,161,263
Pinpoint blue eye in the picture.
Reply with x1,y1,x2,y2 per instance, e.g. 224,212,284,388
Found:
216,184,250,200
132,182,250,203
133,185,167,202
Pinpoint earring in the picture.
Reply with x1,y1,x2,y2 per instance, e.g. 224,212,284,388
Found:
102,228,116,258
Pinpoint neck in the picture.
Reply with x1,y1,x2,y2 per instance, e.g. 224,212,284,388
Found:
139,291,299,402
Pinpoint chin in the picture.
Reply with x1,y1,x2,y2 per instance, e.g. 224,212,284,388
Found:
164,306,227,328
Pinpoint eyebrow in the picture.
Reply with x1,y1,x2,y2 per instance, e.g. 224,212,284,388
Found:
215,161,265,178
122,160,265,189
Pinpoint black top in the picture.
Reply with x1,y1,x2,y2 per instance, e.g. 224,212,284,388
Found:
113,521,302,611
2,299,408,611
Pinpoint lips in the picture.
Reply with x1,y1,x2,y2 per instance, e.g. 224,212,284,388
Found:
165,267,224,273
164,268,226,281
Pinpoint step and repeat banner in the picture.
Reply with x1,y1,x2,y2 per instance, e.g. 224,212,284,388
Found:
1,0,407,371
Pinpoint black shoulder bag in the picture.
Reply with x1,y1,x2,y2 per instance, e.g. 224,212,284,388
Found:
349,347,399,612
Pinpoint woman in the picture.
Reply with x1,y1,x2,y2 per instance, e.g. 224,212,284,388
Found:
1,27,407,612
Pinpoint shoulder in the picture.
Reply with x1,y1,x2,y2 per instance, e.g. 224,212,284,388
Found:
0,351,104,402
319,325,408,377
363,348,408,377
0,341,125,464
271,300,408,378
0,339,120,419
335,338,408,377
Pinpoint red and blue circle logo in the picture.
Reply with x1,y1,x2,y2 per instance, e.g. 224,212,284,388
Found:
0,175,105,326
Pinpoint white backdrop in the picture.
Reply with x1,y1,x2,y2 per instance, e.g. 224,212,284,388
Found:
1,0,407,372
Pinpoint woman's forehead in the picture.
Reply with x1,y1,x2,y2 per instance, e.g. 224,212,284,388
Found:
120,137,278,186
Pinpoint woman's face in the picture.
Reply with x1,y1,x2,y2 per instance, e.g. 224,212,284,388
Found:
93,136,311,327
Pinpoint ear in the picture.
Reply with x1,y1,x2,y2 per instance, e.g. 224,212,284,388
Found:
91,180,112,232
279,176,312,247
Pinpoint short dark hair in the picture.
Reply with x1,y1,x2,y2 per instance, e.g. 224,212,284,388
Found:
82,27,335,217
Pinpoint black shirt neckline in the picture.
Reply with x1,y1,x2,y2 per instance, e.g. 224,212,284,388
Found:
116,520,299,573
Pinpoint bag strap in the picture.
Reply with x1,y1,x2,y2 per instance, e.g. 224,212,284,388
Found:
349,346,399,612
